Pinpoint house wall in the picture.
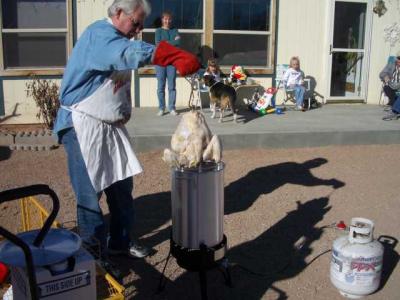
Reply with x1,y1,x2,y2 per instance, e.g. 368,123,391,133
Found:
276,0,400,104
276,0,329,102
1,0,399,124
0,78,62,124
367,1,400,102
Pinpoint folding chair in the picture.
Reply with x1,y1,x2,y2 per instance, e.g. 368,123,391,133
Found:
185,73,201,109
185,69,208,110
275,64,311,109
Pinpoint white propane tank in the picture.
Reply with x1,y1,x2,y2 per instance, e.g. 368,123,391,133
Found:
330,218,384,299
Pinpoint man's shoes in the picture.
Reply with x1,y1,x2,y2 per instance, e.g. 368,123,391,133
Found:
383,106,392,112
157,110,164,116
382,111,400,121
108,242,150,259
169,110,179,116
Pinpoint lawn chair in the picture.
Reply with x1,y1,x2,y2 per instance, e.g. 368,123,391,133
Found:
186,69,207,110
275,64,311,109
379,56,400,106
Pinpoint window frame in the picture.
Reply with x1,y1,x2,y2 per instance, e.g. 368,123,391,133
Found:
0,0,73,76
139,0,276,75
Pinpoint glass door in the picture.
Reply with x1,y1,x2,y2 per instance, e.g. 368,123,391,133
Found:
327,0,372,101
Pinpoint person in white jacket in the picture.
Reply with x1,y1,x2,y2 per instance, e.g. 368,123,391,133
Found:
282,56,306,110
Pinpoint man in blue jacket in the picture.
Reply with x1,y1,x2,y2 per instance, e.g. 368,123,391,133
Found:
54,0,154,272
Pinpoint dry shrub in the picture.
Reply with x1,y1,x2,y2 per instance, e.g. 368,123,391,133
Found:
26,76,60,130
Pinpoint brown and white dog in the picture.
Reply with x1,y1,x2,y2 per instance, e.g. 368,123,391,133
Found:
203,75,238,123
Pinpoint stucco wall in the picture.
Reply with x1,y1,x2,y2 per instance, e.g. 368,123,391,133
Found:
1,78,62,124
275,0,329,103
276,0,400,104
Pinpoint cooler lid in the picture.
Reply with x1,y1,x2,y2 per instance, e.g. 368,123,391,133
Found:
0,228,81,267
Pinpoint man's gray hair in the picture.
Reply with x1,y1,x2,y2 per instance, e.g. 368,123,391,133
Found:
108,0,151,17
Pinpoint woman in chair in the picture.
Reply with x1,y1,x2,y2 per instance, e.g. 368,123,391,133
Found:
282,56,306,111
380,54,400,107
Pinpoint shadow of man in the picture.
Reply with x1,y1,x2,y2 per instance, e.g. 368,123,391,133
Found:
163,197,331,300
225,157,344,215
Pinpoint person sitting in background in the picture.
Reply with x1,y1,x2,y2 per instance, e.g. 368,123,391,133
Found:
282,56,306,111
204,58,225,83
155,11,180,116
380,54,400,107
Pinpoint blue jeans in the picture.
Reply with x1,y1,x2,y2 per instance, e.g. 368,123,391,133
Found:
393,96,400,113
156,65,176,111
61,128,135,252
292,85,305,107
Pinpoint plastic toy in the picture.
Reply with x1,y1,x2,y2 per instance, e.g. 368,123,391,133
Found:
246,87,279,116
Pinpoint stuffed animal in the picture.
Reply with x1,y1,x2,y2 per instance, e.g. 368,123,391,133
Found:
229,65,247,85
163,110,222,168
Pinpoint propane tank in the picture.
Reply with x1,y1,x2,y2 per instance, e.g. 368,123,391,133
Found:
330,218,384,299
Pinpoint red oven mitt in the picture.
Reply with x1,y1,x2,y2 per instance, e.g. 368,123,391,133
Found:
153,41,201,76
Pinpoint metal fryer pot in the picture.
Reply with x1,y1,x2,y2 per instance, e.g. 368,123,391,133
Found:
171,161,224,249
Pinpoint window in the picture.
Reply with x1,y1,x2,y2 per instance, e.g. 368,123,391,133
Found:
140,0,275,74
213,0,272,68
142,0,203,55
0,0,73,75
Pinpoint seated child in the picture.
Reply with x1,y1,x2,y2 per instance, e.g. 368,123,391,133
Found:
204,58,225,83
282,56,306,110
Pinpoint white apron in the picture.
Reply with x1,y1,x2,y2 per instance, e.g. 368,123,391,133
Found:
65,71,142,192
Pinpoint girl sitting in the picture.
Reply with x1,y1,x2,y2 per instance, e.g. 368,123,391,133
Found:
204,58,225,83
282,56,306,110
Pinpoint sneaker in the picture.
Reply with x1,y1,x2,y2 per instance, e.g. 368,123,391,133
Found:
382,111,400,121
383,106,392,112
157,110,164,116
169,110,179,116
108,242,150,259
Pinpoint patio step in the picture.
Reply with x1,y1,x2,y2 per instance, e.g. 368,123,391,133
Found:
125,105,400,152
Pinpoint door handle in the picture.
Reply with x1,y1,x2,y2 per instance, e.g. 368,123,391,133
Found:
329,44,333,55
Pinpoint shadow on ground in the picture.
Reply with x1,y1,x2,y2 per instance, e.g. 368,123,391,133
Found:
377,236,399,292
0,146,11,161
113,197,333,299
129,157,344,247
225,157,344,215
103,157,347,299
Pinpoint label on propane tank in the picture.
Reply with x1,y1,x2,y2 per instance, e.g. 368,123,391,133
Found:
38,271,91,297
331,250,382,286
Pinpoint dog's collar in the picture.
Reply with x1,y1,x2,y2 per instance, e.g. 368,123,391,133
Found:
209,80,220,89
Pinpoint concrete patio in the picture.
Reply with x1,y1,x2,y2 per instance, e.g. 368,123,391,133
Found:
126,104,400,152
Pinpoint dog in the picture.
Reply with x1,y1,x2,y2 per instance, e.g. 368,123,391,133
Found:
203,75,238,123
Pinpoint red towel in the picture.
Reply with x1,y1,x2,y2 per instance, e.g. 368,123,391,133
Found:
153,41,201,76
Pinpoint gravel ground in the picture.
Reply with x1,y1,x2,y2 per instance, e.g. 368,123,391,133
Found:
0,144,399,300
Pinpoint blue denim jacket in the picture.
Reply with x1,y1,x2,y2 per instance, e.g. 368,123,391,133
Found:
53,19,155,137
